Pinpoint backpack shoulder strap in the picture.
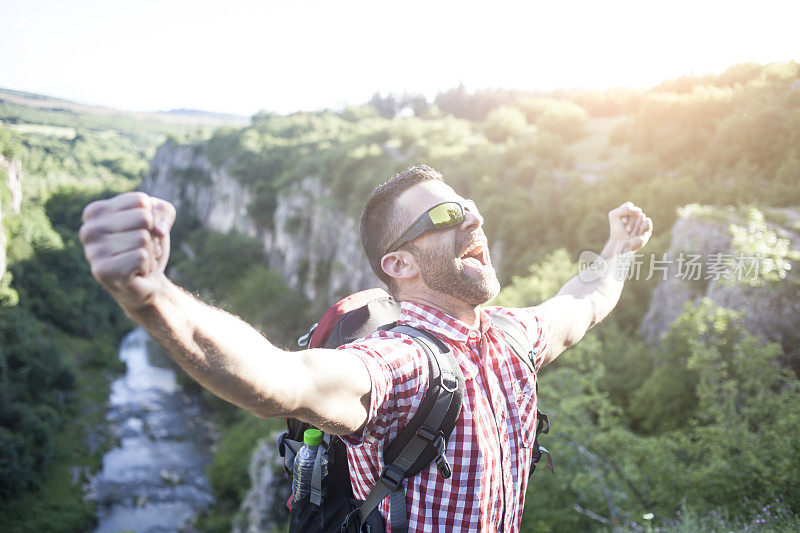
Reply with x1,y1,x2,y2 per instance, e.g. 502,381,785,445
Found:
490,312,535,372
383,325,464,474
357,325,464,531
491,312,554,476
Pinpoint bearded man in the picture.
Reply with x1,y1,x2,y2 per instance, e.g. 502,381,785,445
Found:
80,164,652,532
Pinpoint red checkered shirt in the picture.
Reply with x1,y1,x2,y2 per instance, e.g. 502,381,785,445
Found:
339,301,552,532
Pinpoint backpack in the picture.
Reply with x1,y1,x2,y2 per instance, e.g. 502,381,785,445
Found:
277,288,552,533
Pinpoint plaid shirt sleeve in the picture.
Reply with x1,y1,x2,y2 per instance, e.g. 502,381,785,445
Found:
486,305,554,372
336,332,429,447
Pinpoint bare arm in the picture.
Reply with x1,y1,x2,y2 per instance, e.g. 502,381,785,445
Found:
80,192,371,435
536,202,653,366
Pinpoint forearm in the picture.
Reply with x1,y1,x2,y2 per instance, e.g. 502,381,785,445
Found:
557,238,630,328
537,203,651,365
122,276,297,418
79,192,324,422
538,239,632,364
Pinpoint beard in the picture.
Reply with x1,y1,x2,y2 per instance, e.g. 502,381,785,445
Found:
409,235,501,306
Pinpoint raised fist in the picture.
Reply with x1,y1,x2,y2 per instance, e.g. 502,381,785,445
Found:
79,192,177,311
608,202,653,253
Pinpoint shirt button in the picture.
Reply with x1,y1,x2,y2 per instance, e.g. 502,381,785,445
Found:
468,330,480,339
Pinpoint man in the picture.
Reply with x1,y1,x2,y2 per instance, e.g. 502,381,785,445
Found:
80,165,652,531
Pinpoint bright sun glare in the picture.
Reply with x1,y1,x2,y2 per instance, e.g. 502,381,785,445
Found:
2,0,797,115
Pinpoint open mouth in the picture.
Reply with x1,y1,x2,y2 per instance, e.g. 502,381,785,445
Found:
459,239,489,268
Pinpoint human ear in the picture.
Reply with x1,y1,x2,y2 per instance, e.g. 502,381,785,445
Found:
380,251,418,281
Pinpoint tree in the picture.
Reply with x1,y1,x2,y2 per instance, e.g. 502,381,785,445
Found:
483,105,527,143
522,299,800,531
515,97,589,143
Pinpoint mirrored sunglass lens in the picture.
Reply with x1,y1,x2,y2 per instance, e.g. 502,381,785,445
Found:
428,203,463,228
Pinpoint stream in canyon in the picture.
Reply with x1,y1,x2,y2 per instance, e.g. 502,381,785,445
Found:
90,328,215,533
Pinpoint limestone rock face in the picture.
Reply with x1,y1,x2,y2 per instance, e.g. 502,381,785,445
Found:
0,155,24,277
232,436,289,533
639,216,731,342
144,143,257,237
142,142,377,305
1,155,23,215
641,206,800,362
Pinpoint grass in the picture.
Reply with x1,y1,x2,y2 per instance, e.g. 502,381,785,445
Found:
5,123,77,138
612,500,800,533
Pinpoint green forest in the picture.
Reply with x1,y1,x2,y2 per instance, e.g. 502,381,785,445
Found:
0,98,214,530
1,61,799,532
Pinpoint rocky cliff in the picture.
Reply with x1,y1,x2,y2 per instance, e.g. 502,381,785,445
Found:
142,142,377,305
0,155,23,277
232,435,287,533
641,204,800,363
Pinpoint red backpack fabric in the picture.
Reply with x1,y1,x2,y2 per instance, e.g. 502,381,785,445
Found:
306,288,394,348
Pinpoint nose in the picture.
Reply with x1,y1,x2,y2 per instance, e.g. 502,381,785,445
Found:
460,204,483,233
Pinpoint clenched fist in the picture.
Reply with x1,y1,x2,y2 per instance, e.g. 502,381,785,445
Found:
79,192,177,312
608,202,653,254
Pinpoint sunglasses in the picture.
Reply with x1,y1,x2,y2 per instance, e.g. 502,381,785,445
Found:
385,199,477,255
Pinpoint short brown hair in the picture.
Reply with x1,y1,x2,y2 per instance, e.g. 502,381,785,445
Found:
359,165,444,292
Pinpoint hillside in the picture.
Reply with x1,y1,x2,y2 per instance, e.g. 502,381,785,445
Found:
0,87,249,126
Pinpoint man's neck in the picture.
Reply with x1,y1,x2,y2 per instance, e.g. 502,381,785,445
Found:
399,294,481,328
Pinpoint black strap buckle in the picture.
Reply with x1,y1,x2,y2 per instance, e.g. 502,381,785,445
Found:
531,441,554,476
536,412,550,436
277,432,286,457
440,369,458,393
380,464,406,492
297,322,317,347
531,412,554,475
433,451,452,479
417,426,452,479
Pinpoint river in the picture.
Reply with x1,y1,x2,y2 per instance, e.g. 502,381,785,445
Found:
90,327,215,533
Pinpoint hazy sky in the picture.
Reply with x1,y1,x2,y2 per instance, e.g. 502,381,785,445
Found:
2,0,797,116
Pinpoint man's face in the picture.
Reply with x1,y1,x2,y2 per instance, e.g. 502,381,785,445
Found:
393,181,501,306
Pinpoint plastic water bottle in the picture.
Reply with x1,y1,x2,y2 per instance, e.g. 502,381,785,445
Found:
292,428,324,503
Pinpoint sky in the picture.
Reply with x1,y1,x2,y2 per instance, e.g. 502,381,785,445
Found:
1,0,798,117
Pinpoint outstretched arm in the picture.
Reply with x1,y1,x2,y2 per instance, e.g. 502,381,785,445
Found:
535,202,653,366
80,192,371,435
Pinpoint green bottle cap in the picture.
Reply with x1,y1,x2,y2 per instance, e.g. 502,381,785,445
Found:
304,428,323,446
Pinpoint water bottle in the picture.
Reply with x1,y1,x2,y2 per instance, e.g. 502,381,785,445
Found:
292,428,325,503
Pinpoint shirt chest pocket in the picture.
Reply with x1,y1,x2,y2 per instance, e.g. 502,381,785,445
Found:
512,380,539,448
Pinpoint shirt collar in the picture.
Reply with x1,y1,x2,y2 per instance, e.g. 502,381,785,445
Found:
398,300,491,342
400,301,497,381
